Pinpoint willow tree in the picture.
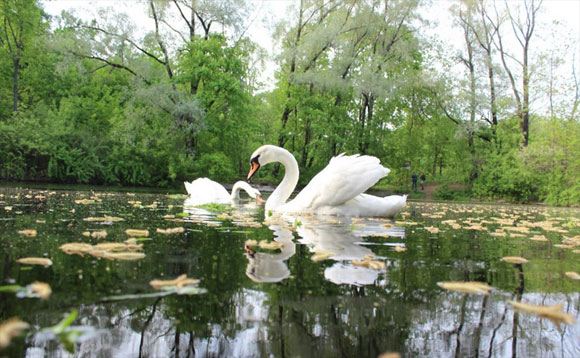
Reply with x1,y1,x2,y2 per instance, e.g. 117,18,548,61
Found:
274,0,423,176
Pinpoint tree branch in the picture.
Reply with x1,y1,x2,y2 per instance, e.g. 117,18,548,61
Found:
79,25,166,66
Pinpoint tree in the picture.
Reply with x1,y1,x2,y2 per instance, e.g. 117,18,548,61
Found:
0,0,45,114
491,0,543,146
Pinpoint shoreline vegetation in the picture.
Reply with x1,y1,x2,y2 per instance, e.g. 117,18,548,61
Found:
1,181,577,209
0,1,578,207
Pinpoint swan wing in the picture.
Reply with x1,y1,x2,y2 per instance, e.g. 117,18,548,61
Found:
288,154,389,210
184,178,230,204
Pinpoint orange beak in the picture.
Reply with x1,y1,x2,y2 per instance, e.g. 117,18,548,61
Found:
247,161,260,181
255,194,265,205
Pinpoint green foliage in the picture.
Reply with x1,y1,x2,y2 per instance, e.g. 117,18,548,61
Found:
0,1,575,206
193,152,236,182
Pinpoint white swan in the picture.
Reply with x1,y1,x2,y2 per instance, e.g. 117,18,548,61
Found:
184,178,262,206
247,145,407,217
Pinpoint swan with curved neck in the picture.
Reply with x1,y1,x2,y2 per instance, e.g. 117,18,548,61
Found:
184,178,262,205
247,145,406,217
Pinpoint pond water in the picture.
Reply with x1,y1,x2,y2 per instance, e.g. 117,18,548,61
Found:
0,187,579,357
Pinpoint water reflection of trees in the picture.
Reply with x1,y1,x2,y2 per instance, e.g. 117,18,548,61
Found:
3,193,578,357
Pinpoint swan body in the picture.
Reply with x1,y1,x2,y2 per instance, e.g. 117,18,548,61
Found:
184,178,261,206
247,145,406,217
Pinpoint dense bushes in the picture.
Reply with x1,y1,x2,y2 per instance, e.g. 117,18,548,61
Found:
472,118,580,205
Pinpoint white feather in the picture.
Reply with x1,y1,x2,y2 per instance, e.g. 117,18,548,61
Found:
184,178,261,205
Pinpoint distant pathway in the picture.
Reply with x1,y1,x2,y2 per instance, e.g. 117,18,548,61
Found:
421,183,437,200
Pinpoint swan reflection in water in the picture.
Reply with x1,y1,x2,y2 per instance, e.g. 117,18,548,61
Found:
245,222,296,283
245,213,406,286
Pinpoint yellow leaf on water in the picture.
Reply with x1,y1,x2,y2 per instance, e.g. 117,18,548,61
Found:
501,256,528,264
82,230,107,239
102,252,146,261
94,242,143,252
530,235,549,242
156,227,185,235
564,272,580,280
509,301,575,328
17,229,37,237
393,245,407,252
29,282,52,300
83,216,125,222
554,244,575,249
150,274,200,290
311,251,333,262
16,257,52,267
425,226,440,234
352,255,386,270
0,317,29,349
378,353,401,358
125,229,149,237
60,243,94,255
244,240,258,247
74,199,96,205
258,241,284,250
437,281,492,295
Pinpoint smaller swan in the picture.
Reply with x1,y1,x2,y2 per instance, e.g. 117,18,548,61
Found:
184,178,262,206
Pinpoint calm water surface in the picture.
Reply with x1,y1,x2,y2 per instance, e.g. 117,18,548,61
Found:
0,187,579,357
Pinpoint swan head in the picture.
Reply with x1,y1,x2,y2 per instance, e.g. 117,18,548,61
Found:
247,145,281,181
247,187,262,199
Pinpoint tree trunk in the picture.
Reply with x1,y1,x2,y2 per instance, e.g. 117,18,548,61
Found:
522,43,530,146
12,56,20,112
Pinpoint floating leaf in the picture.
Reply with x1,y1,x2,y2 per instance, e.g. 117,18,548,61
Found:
83,216,124,223
95,242,142,252
244,240,258,247
167,194,188,200
60,243,94,256
311,251,333,262
125,229,149,237
60,242,143,261
393,245,407,252
0,318,29,349
258,241,284,250
82,230,107,239
0,285,21,293
437,281,492,295
16,257,52,267
156,227,185,235
564,272,580,280
501,256,528,264
530,235,549,242
352,255,385,270
27,282,52,300
150,274,200,290
17,229,37,237
378,353,401,358
425,226,440,234
175,212,189,218
509,301,575,328
102,252,145,261
74,199,96,205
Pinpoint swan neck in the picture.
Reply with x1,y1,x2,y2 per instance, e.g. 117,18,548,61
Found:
230,181,251,200
267,148,299,211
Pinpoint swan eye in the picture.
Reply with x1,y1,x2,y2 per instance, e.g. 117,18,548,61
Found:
250,155,260,165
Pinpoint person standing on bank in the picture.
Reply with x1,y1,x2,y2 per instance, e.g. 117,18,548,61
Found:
412,173,418,192
420,173,426,191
